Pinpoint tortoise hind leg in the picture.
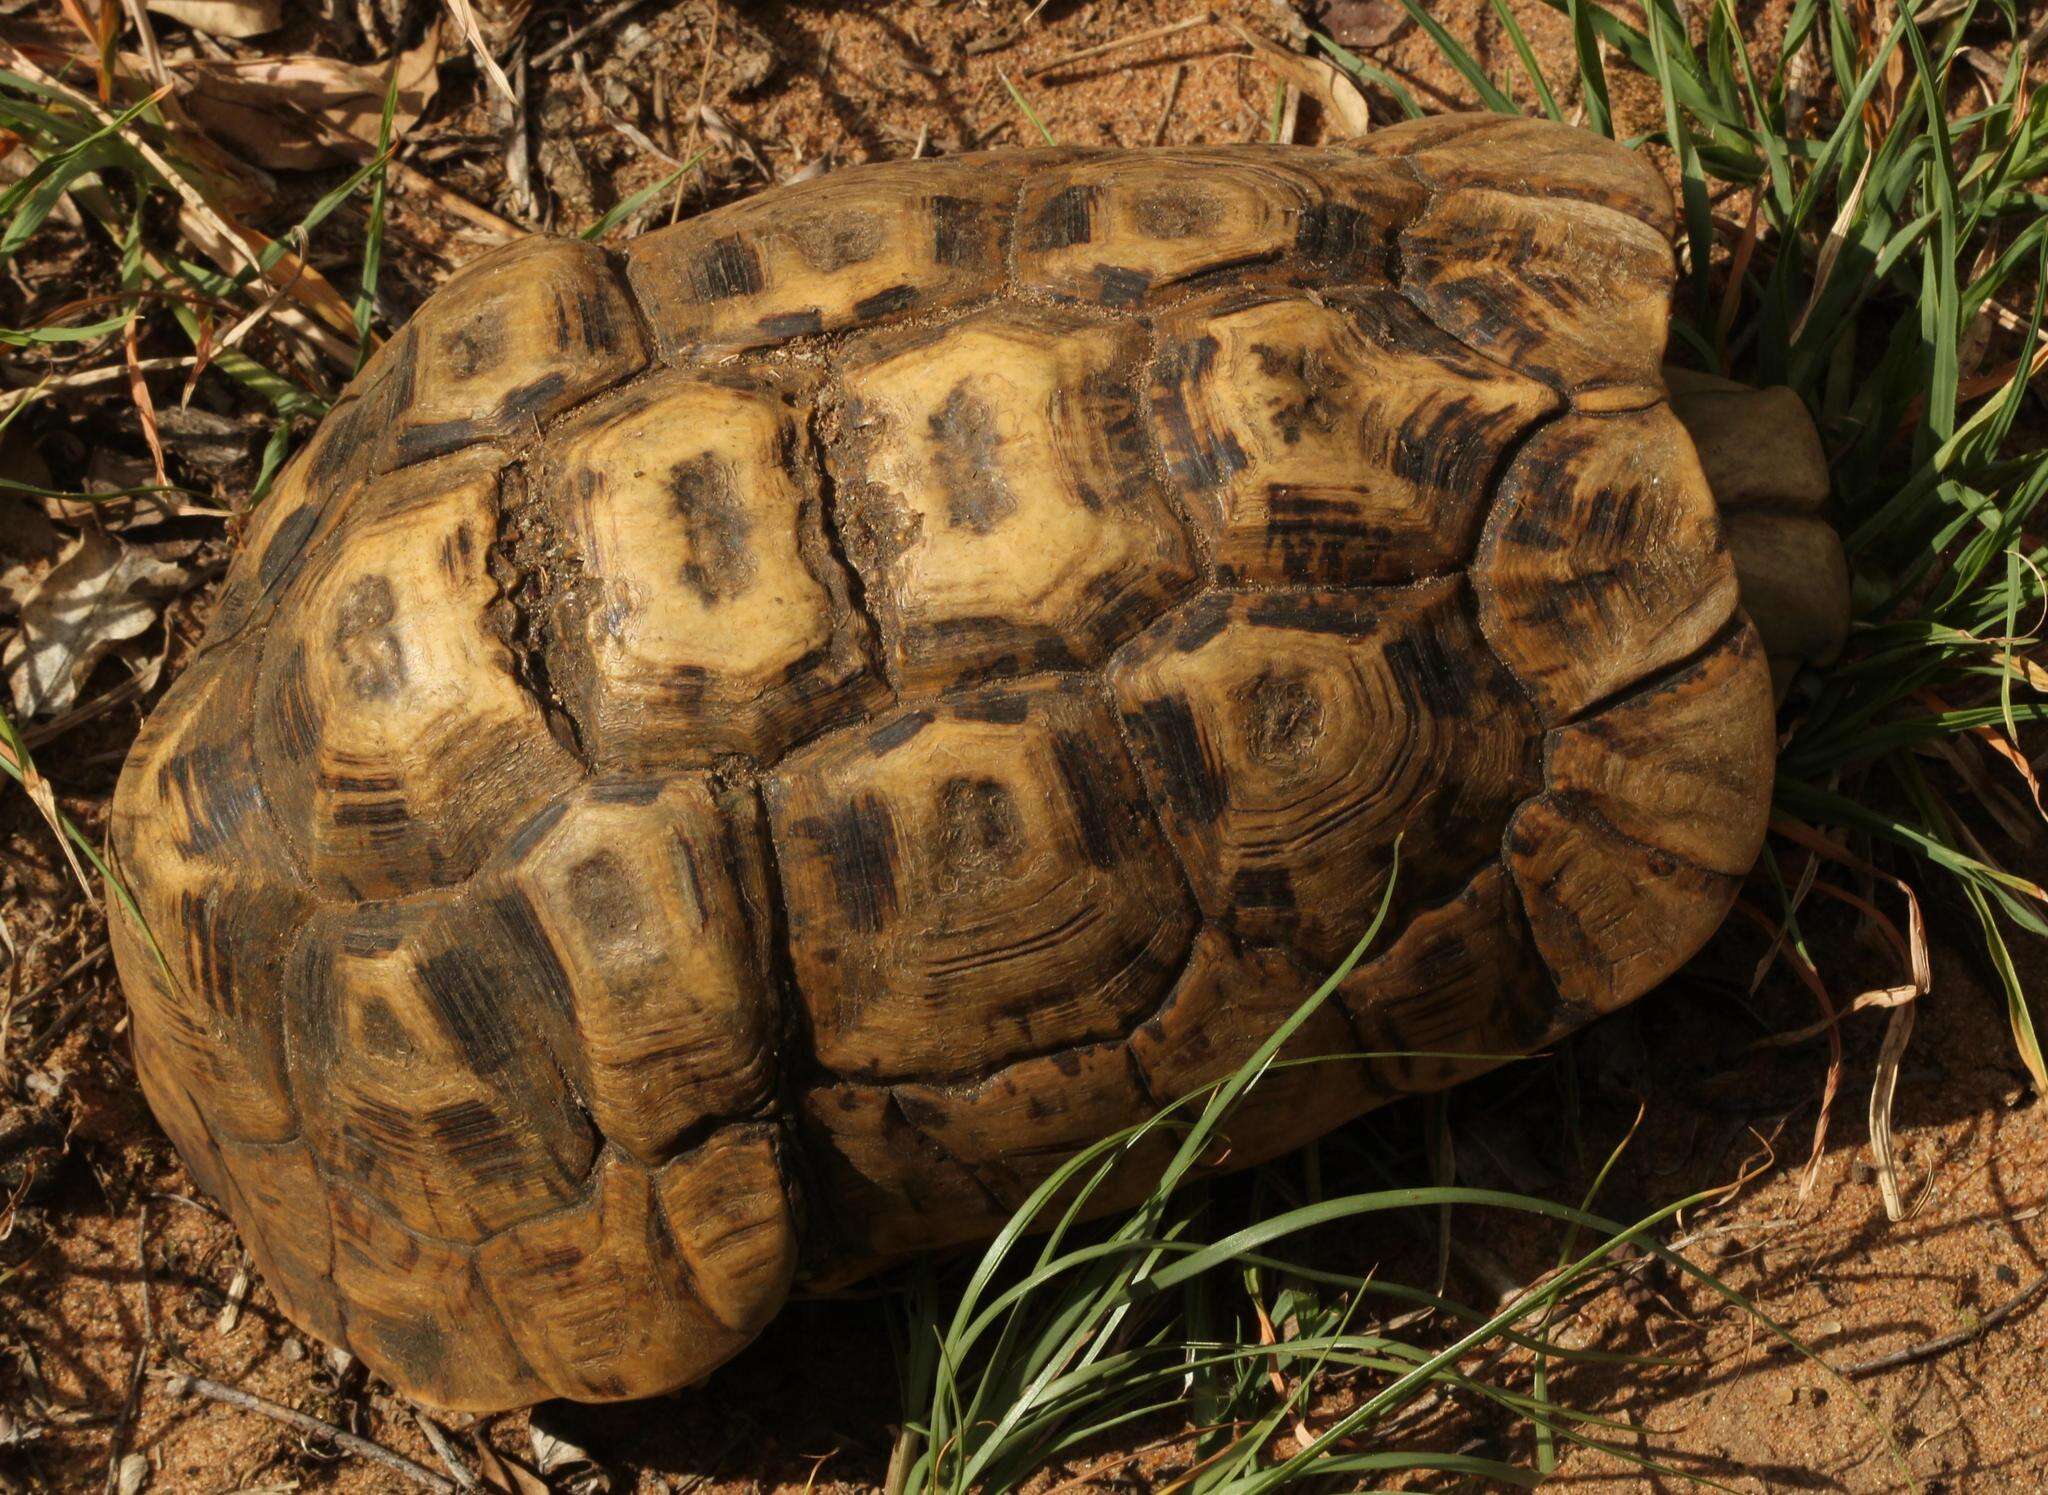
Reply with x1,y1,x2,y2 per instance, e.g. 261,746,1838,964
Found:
1664,366,1851,700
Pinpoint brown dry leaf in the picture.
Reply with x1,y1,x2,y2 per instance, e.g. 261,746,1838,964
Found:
1231,23,1373,138
1,528,193,719
145,0,281,37
177,35,441,171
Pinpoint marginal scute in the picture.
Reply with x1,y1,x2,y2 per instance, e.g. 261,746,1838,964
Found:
890,1041,1163,1210
1148,288,1559,584
1339,864,1558,1096
328,1181,547,1412
1471,405,1739,724
1130,929,1372,1162
1506,794,1741,1014
1399,187,1673,402
497,778,779,1164
282,894,598,1242
1544,623,1776,877
1015,147,1422,304
1108,581,1540,969
651,1125,801,1335
252,448,581,898
536,371,883,770
1382,115,1676,234
765,677,1196,1081
827,305,1197,692
374,236,647,470
797,1081,1009,1262
215,1136,346,1344
625,159,1014,358
478,1152,762,1401
109,645,307,1145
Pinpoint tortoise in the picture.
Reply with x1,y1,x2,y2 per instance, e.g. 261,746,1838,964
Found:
109,113,1851,1412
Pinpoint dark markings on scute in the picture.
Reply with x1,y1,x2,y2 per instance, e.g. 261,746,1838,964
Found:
1295,200,1376,270
1229,867,1296,910
423,1097,538,1186
1131,189,1224,240
668,453,757,604
572,280,623,353
759,308,825,340
1026,185,1095,251
790,211,882,272
1242,673,1324,769
375,1313,452,1388
800,795,899,934
1172,597,1232,654
1094,266,1153,308
333,574,407,701
563,850,646,958
931,196,986,266
1151,336,1250,491
1127,696,1221,824
259,505,321,589
164,741,259,859
928,385,1016,534
936,776,1023,879
263,643,323,766
867,710,934,755
952,690,1029,725
852,284,919,322
692,236,766,301
1048,729,1126,870
442,317,504,380
1049,1049,1083,1078
502,796,570,862
392,371,572,467
1382,620,1472,720
1244,594,1378,636
591,780,665,806
1257,343,1348,445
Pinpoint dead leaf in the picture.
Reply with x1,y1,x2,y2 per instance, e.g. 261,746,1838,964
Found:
177,35,441,171
146,0,282,38
2,529,193,719
1232,23,1373,139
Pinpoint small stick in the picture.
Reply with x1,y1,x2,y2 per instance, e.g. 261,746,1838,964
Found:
18,943,112,1065
102,1202,152,1495
532,0,649,69
153,1373,455,1492
1839,1274,2048,1378
412,1409,479,1492
1025,13,1214,78
1150,63,1187,146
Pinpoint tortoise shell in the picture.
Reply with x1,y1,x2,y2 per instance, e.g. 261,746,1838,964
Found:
110,114,1787,1411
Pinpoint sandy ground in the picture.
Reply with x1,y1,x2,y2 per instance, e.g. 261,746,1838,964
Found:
4,2,2046,1491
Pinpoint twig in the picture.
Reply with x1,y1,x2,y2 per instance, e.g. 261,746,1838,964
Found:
152,1373,455,1492
101,1202,152,1495
1024,14,1215,78
532,0,650,70
1150,62,1187,146
17,942,112,1065
412,1409,479,1492
1839,1274,2047,1377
